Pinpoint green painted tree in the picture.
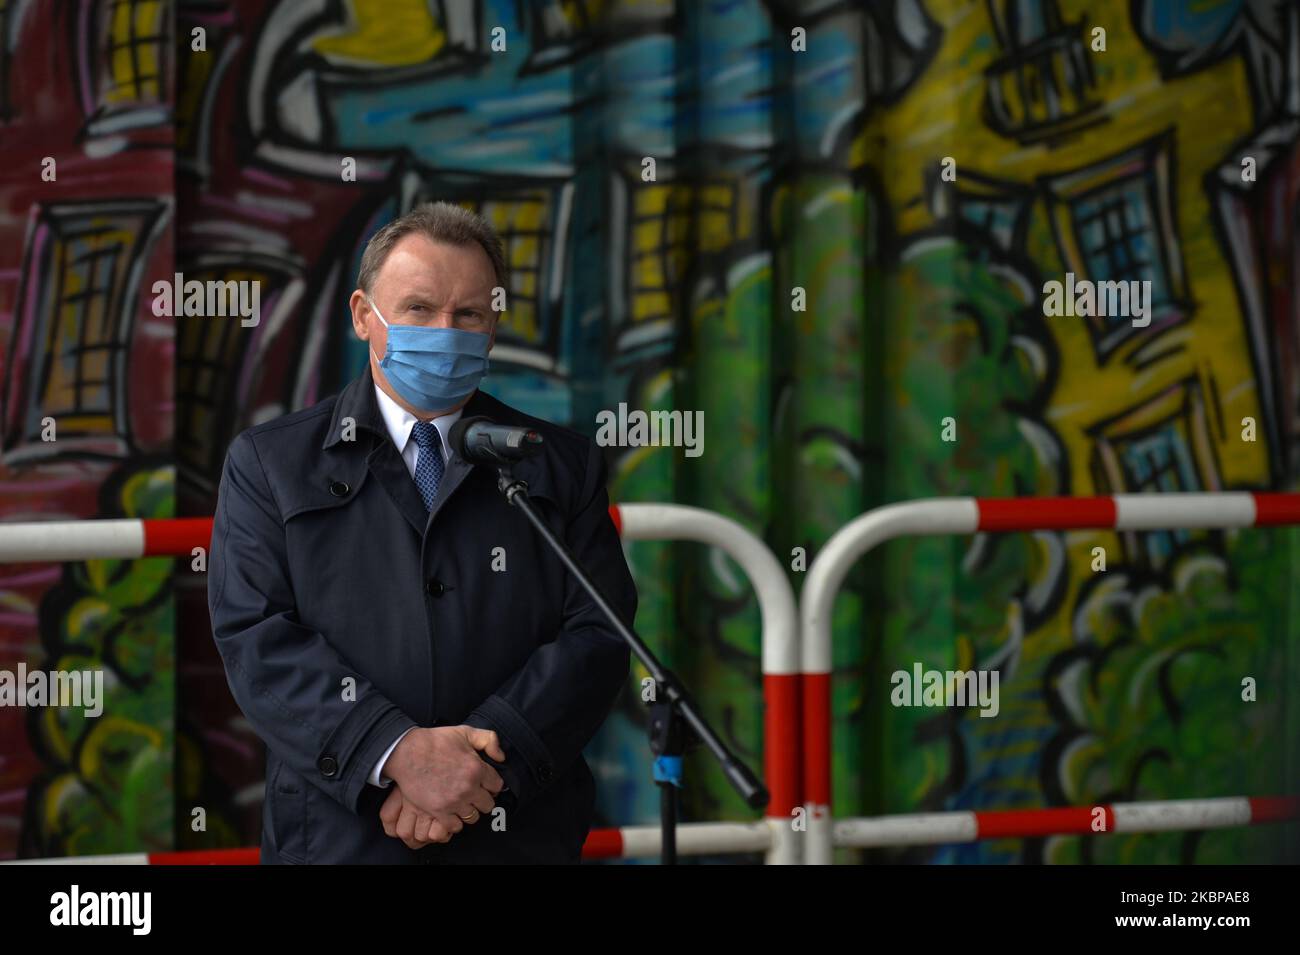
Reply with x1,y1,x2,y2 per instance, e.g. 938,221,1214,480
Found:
27,465,175,856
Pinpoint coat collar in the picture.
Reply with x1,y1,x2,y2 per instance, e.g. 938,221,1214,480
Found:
322,364,495,452
320,366,560,536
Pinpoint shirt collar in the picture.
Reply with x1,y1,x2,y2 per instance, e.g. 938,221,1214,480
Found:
372,382,464,459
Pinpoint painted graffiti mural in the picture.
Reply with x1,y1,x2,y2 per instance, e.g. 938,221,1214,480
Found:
0,0,1296,861
0,0,175,859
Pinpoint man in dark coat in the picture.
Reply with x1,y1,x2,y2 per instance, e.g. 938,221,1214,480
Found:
207,203,636,864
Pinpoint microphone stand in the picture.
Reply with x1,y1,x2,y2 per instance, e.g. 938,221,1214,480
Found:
492,462,769,864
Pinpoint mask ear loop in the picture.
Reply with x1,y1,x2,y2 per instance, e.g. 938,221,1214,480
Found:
366,295,389,366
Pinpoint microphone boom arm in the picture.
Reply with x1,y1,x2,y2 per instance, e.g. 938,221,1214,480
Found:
493,463,769,864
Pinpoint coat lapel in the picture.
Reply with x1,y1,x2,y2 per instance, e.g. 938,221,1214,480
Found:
428,449,475,525
324,367,430,538
368,439,431,538
325,375,559,536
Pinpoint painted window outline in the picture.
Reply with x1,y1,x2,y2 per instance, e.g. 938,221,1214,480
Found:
926,166,1035,257
982,0,1104,144
77,0,171,136
2,199,168,464
1041,131,1191,364
620,167,739,338
1088,377,1223,568
174,258,297,492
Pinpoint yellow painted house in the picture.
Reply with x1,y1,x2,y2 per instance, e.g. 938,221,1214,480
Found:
854,0,1275,525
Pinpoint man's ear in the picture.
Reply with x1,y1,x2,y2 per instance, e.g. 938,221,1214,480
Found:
349,289,370,341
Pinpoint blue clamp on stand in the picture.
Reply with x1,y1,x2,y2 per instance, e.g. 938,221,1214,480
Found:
653,754,684,788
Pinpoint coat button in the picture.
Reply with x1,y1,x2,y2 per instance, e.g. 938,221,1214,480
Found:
318,755,339,778
425,578,445,597
538,763,554,783
329,481,350,497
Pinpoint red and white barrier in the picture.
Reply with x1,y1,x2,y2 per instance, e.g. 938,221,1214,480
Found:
9,492,1295,864
11,795,1295,864
6,848,261,865
834,796,1300,847
0,503,801,864
610,503,800,864
800,492,1300,864
0,517,213,561
6,822,776,864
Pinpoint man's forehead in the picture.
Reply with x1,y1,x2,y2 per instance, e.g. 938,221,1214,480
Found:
384,234,494,274
373,238,496,300
387,283,492,304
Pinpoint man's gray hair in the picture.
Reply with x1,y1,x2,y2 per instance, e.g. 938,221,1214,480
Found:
358,201,508,293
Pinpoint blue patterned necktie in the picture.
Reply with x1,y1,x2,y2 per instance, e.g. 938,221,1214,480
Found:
411,420,445,511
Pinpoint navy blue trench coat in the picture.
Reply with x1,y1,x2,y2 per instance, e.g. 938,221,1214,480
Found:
208,368,636,864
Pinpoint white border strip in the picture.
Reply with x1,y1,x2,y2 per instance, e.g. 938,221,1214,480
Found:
614,821,772,857
1112,797,1253,832
1114,493,1256,530
835,811,979,848
0,519,145,562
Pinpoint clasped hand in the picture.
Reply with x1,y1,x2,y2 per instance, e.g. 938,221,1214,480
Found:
379,724,506,850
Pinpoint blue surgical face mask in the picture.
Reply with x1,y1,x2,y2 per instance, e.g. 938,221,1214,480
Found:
367,296,491,411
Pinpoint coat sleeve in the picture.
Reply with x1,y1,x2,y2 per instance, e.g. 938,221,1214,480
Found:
464,438,636,807
208,431,418,814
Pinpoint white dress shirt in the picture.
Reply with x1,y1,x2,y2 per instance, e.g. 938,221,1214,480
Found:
368,383,462,788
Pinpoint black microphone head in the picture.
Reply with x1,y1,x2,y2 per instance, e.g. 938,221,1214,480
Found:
449,415,490,459
452,416,545,465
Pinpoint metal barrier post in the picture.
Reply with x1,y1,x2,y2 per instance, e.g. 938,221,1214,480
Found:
800,492,1300,864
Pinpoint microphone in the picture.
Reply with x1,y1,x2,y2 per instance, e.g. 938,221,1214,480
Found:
449,416,544,465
